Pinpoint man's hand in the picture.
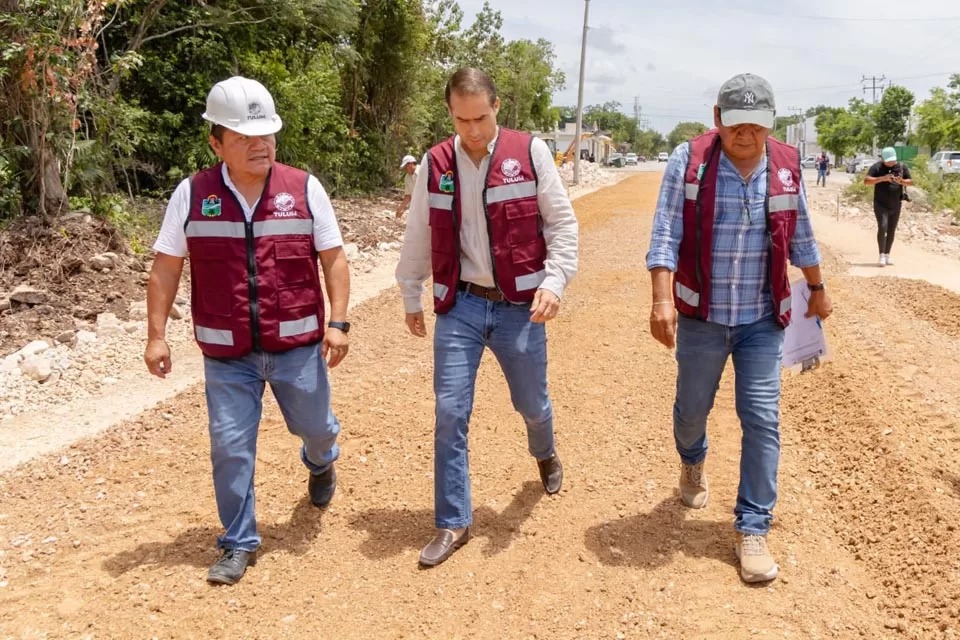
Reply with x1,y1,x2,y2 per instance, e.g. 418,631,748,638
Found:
530,289,560,323
805,290,833,321
649,303,678,349
144,338,172,378
405,312,427,337
322,327,350,368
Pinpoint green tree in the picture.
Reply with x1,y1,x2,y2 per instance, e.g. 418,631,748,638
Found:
496,39,564,131
667,121,708,150
815,107,858,160
915,76,960,152
873,85,915,147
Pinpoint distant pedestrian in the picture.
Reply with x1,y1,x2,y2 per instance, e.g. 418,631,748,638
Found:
816,152,829,187
397,154,419,219
864,147,913,266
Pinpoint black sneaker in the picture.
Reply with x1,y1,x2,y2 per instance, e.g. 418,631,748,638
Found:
309,465,337,508
207,549,256,585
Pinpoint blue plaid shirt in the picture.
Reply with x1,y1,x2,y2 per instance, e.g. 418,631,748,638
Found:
646,142,822,327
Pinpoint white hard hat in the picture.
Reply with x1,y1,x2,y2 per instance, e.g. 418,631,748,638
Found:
399,154,417,169
202,76,283,136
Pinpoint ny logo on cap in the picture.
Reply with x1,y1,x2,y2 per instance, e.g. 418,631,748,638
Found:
743,92,756,106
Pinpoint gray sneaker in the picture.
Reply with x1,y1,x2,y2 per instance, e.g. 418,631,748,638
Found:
679,461,709,509
734,533,779,583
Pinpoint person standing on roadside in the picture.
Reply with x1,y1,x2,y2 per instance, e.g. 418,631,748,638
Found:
816,151,829,187
646,73,833,584
397,154,420,219
864,147,912,267
144,76,351,586
396,68,578,568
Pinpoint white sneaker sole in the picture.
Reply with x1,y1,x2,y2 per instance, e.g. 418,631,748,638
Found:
734,545,779,583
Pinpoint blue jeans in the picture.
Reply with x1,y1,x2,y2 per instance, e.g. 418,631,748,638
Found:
203,343,341,550
816,168,827,185
673,315,784,535
433,290,555,529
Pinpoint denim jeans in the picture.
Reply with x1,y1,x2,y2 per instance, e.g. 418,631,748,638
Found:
816,168,827,186
673,315,784,535
203,343,341,550
433,290,555,529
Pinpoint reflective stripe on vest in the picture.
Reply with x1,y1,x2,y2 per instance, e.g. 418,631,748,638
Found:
515,269,546,292
433,282,450,301
684,183,700,200
779,296,792,316
429,193,454,210
279,314,319,338
675,281,700,307
487,181,538,204
186,219,312,239
196,325,234,346
768,194,799,212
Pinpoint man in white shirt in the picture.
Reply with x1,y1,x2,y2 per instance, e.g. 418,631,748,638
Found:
397,154,419,219
395,68,579,567
144,76,351,585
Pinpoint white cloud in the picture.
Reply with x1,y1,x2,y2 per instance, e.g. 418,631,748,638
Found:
457,0,960,133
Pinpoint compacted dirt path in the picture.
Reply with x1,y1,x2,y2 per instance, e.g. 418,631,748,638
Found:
1,173,959,639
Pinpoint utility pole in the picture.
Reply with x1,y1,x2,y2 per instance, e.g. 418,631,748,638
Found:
573,0,590,186
788,106,805,157
861,75,887,105
633,97,641,127
861,75,886,156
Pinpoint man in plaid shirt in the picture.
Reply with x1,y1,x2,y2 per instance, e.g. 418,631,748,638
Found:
646,73,833,584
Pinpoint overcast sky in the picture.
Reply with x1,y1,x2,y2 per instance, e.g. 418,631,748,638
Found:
457,0,960,134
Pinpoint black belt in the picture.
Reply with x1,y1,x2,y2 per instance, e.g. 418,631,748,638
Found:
457,281,505,302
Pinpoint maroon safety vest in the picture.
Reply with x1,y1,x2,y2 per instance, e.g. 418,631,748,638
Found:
675,130,799,327
426,128,546,313
185,162,325,358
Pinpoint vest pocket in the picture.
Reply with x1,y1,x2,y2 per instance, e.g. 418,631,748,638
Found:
504,201,541,244
511,238,546,265
190,241,236,317
429,209,456,255
274,240,315,287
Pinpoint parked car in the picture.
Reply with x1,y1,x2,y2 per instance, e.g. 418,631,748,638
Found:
637,155,647,163
855,157,877,173
657,152,669,162
624,152,638,166
801,155,818,169
929,151,960,177
605,153,625,168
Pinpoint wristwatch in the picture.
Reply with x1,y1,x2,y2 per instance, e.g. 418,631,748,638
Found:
808,282,826,292
328,321,351,333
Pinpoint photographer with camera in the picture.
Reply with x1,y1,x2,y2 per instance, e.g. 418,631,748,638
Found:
864,147,913,266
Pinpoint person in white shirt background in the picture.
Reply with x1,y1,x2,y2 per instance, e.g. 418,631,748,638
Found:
395,68,579,567
397,154,419,219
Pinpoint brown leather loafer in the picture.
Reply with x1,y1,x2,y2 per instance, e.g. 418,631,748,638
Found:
419,528,470,567
537,454,563,495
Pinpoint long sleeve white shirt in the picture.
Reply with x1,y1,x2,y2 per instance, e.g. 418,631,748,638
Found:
395,131,579,314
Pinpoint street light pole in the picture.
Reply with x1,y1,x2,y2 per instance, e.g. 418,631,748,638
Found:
573,0,590,186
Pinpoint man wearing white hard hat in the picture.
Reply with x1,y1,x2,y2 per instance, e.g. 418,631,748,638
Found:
144,76,351,585
397,154,419,219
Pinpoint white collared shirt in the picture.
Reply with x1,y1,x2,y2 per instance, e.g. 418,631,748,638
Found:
153,163,343,258
395,130,579,313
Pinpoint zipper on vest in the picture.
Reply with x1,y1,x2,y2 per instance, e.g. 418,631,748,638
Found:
244,219,261,351
480,143,505,301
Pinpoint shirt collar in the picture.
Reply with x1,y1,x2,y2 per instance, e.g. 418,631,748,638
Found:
717,150,767,184
454,127,500,160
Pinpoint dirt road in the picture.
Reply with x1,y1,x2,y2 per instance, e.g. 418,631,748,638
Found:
2,173,960,639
